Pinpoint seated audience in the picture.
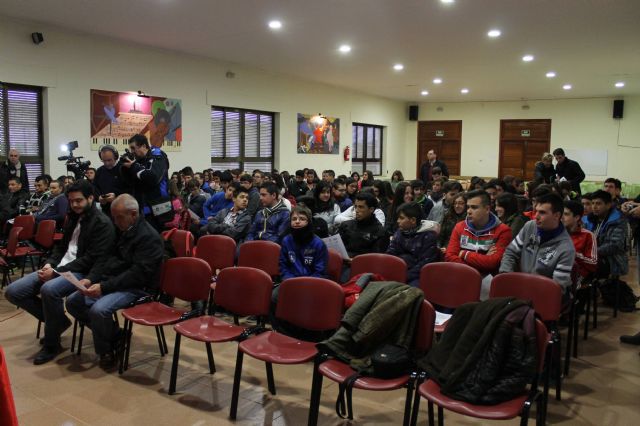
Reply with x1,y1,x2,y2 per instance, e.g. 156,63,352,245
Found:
22,175,50,214
200,184,251,243
288,169,308,199
65,194,163,368
583,190,629,279
240,173,261,217
312,181,341,229
387,182,414,234
332,179,352,212
427,180,463,224
390,170,404,191
0,176,30,225
5,180,115,365
387,202,440,287
163,181,184,229
202,174,235,226
495,192,528,239
562,200,598,286
411,179,434,218
185,179,207,219
34,179,68,227
427,177,445,205
445,190,512,298
500,193,576,295
246,182,290,244
438,192,467,250
345,177,358,202
603,177,627,209
334,187,386,226
580,192,593,226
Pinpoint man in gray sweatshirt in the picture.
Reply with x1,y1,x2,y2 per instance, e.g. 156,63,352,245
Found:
499,192,575,296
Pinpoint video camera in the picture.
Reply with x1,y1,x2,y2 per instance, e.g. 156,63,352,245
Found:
57,141,91,180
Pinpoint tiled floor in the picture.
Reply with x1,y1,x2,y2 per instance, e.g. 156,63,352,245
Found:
1,258,639,425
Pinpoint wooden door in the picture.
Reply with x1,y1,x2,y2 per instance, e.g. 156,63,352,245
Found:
417,121,462,178
499,119,551,180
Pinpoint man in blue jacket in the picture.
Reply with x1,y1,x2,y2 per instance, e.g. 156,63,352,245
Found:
246,182,290,244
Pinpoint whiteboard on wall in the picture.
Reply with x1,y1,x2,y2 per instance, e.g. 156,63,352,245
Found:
564,149,608,176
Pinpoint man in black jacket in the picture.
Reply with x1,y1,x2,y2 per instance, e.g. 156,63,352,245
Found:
420,149,450,184
553,148,585,195
0,176,30,224
5,180,115,364
94,144,127,218
120,134,170,231
66,194,164,368
0,148,29,194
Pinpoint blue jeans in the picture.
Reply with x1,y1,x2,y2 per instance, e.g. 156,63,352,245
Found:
65,288,146,355
5,271,84,347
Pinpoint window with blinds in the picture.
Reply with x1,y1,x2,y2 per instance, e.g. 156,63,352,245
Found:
352,123,383,176
211,106,274,172
0,83,44,191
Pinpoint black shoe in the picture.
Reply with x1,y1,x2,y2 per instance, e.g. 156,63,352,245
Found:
33,345,64,365
98,352,117,369
620,332,640,345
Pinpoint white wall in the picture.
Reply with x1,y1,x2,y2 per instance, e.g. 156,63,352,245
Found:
406,97,640,183
0,17,407,178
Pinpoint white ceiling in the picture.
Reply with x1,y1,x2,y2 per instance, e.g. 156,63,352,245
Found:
2,0,639,102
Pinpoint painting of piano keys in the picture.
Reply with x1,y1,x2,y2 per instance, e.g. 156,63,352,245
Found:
297,113,340,154
90,89,182,152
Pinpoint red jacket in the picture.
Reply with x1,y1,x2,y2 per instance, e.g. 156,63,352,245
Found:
569,227,598,279
445,214,512,275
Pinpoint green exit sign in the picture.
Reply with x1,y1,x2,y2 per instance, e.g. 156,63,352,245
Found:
521,129,531,137
435,130,445,137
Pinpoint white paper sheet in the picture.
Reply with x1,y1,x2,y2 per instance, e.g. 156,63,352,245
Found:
322,234,350,260
54,270,87,292
435,311,452,326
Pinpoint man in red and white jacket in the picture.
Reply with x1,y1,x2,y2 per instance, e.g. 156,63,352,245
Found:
445,190,512,298
562,200,597,285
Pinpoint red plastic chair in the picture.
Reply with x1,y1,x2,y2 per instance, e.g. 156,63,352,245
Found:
229,277,344,420
195,235,237,313
25,220,56,269
419,262,482,333
308,300,436,425
490,272,562,421
350,253,408,283
12,215,36,241
410,318,549,426
237,240,281,278
162,229,194,257
326,248,343,283
52,215,68,242
118,257,212,375
168,266,273,394
0,227,29,285
0,347,18,426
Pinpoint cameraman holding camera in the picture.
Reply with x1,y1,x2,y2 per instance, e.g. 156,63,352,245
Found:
120,134,170,232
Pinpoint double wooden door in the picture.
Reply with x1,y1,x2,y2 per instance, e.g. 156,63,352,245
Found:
499,119,551,180
416,121,462,178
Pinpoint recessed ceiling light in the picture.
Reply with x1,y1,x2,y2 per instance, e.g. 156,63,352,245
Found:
615,82,625,88
460,88,469,94
441,0,455,4
487,29,501,38
563,84,572,90
268,20,282,30
338,45,351,53
522,55,534,62
421,90,429,96
393,64,404,71
546,71,556,78
433,78,442,84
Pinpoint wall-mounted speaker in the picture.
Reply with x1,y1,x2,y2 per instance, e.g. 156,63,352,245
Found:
31,32,44,45
613,100,624,119
409,105,419,121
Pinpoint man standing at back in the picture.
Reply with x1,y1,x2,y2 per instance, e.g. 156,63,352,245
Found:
5,180,115,364
420,149,449,184
500,193,576,296
553,148,585,196
446,190,512,298
0,148,29,194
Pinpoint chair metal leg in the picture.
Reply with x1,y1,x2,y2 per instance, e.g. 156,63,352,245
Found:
427,401,435,426
207,289,214,315
168,333,181,395
592,283,598,329
584,287,591,340
265,361,276,395
613,278,620,318
71,320,78,352
154,326,165,356
542,343,552,419
205,342,216,374
573,306,579,358
402,376,415,426
307,357,324,426
77,324,85,356
554,331,562,401
160,326,169,354
123,320,133,371
520,399,532,426
36,320,42,339
564,304,575,376
410,383,421,426
20,257,27,278
229,348,245,420
119,319,129,375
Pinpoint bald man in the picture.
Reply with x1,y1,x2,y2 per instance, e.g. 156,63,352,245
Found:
65,194,164,369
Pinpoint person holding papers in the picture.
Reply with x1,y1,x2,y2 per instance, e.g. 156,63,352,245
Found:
5,180,115,365
66,194,164,369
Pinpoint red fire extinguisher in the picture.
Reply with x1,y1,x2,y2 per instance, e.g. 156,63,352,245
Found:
343,146,350,161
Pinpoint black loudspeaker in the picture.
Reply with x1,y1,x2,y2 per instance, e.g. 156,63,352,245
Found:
613,100,624,119
409,105,419,121
31,32,44,45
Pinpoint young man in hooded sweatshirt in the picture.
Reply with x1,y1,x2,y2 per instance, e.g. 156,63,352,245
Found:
445,189,512,299
387,202,440,287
